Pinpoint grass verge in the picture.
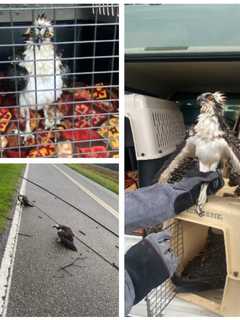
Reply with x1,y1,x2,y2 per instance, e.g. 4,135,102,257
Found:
0,164,25,232
67,164,118,194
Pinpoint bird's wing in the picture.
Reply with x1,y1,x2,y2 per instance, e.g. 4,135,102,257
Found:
56,47,72,88
60,63,72,88
223,138,240,175
60,225,74,238
158,134,196,184
159,137,195,183
57,231,77,251
23,196,34,207
57,230,72,241
60,237,77,251
6,63,29,92
215,111,240,186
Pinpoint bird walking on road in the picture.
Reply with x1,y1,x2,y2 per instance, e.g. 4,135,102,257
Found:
53,224,77,251
18,194,35,207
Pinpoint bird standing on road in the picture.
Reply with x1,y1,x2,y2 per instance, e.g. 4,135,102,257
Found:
13,14,66,139
53,224,77,251
159,92,240,215
18,194,35,207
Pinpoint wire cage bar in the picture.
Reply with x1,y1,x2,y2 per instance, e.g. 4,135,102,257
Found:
0,4,119,158
146,221,184,316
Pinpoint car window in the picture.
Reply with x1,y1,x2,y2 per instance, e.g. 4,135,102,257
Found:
125,4,240,54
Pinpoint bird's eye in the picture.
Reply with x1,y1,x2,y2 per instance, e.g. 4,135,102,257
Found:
45,30,52,37
207,95,214,101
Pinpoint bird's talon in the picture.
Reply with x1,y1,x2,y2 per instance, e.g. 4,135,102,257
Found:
19,132,35,144
195,205,205,217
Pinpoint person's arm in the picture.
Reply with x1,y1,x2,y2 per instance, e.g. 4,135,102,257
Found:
125,231,178,315
125,270,135,315
125,171,223,234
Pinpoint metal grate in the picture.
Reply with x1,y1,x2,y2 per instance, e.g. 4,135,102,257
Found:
146,221,184,316
0,4,119,158
152,110,185,152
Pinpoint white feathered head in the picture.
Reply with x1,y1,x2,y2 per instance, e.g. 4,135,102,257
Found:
196,91,226,115
24,13,54,44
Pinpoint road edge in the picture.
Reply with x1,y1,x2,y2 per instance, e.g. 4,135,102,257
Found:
67,164,119,196
0,164,29,316
53,164,119,219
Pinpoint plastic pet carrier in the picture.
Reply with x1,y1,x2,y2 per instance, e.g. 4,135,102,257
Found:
147,191,240,316
125,93,185,186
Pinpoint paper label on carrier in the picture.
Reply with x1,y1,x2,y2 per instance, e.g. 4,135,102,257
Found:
187,208,223,220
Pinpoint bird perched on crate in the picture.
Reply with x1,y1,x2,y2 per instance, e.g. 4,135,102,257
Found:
52,224,77,251
158,92,240,215
18,194,35,207
8,14,68,139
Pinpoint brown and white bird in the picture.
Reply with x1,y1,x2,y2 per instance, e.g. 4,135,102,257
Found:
53,224,77,251
158,92,240,215
18,194,35,207
15,14,66,138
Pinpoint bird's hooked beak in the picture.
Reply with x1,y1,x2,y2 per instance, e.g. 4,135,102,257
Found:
52,225,59,229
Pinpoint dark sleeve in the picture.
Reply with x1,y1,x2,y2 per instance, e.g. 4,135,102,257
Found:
125,183,176,235
125,270,135,315
125,237,170,305
125,172,223,234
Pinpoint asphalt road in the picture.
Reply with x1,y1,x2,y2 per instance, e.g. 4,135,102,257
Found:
6,164,119,317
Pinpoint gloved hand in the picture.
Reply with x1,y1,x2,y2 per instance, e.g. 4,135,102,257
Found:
125,171,223,234
125,230,178,308
173,170,224,213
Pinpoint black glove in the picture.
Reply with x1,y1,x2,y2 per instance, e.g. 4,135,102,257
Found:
125,231,178,305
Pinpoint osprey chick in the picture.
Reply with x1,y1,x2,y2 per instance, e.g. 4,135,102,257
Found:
18,14,65,138
159,92,240,215
53,224,77,251
18,194,34,207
